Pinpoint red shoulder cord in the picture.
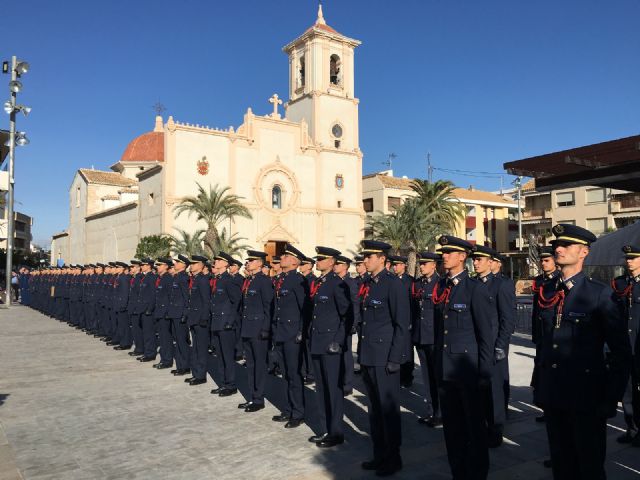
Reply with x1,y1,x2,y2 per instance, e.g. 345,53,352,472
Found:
242,278,251,294
611,279,632,298
210,277,218,292
130,277,135,287
537,285,566,328
411,282,424,300
275,277,284,297
357,281,370,300
310,278,324,298
188,276,194,290
431,281,451,305
155,277,161,288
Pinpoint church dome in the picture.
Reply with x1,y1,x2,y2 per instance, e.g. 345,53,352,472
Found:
120,130,164,163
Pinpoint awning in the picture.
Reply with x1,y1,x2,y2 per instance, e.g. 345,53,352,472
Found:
504,135,640,193
613,211,640,219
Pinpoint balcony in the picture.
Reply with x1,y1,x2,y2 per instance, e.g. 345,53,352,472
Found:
611,194,640,213
523,208,552,219
465,216,476,228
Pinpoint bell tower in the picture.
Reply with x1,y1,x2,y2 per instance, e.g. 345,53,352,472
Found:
283,4,362,153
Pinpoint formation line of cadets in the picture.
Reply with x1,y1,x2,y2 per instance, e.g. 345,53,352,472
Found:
24,225,639,479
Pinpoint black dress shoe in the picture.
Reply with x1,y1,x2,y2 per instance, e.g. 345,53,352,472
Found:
106,341,119,346
362,460,381,471
155,363,172,369
173,369,190,376
218,388,237,397
418,415,443,428
245,403,265,412
238,401,251,409
308,433,328,443
139,356,156,362
184,377,195,383
114,345,131,350
343,388,353,397
617,429,638,444
317,435,344,448
210,387,223,394
376,459,403,477
303,377,315,385
128,351,143,356
535,414,546,423
285,418,304,429
272,413,290,422
188,378,206,386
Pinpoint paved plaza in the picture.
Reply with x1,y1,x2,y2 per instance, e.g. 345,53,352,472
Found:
1,305,639,480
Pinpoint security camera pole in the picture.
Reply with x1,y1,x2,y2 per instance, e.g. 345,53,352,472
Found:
3,56,28,307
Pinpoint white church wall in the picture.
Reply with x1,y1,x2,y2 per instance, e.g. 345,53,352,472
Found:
138,169,163,238
85,203,139,262
68,174,87,264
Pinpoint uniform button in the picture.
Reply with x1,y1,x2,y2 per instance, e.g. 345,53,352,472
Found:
313,315,316,319
630,329,633,333
575,319,580,324
362,336,365,339
444,330,448,334
551,364,557,369
444,315,448,319
585,369,590,373
362,322,366,325
443,344,447,348
553,344,558,349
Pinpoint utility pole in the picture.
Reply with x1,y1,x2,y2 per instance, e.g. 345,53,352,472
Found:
2,56,30,307
515,176,523,251
427,152,433,183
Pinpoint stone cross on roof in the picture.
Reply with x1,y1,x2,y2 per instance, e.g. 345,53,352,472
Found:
268,94,282,119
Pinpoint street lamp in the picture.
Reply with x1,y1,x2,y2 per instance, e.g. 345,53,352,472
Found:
2,56,30,307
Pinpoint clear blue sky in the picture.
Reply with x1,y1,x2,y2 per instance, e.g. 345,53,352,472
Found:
4,0,639,246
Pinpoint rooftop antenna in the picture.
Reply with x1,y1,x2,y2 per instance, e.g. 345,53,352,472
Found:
382,153,397,170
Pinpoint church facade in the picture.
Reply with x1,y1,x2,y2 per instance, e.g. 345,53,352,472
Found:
51,6,365,264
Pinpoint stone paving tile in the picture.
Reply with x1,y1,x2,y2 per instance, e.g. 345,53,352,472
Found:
1,306,639,480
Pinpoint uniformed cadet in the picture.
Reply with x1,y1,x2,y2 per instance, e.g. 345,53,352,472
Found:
153,258,174,369
209,251,242,397
113,262,132,351
612,245,640,447
333,255,359,396
299,256,317,385
134,259,158,362
272,256,282,277
270,244,308,428
411,251,441,427
433,235,494,480
127,260,144,357
471,245,515,448
359,240,410,476
184,255,212,386
353,255,368,375
103,263,117,344
18,267,30,306
93,264,106,336
83,265,97,334
238,250,274,411
535,224,631,479
229,258,246,363
69,265,83,328
390,255,415,389
261,262,271,277
307,246,352,448
168,255,191,376
106,262,125,347
531,246,560,423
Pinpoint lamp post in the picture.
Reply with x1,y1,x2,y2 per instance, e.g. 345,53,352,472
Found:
2,56,30,307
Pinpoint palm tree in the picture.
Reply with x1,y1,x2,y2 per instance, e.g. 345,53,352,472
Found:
173,183,252,256
169,228,206,257
203,227,251,257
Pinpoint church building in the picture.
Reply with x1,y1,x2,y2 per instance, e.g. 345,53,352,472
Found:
51,6,365,263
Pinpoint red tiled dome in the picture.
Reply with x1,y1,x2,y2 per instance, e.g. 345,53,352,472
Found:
121,131,164,163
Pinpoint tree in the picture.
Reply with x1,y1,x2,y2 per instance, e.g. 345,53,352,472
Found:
135,235,172,259
173,183,252,256
203,227,250,257
169,228,206,257
365,178,466,275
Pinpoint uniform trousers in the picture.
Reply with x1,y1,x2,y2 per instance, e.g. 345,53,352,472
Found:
342,335,354,392
117,311,132,347
545,407,606,480
85,303,97,332
362,365,402,464
276,340,305,419
621,363,640,431
416,344,440,418
171,318,191,370
486,359,508,431
312,353,344,437
190,325,210,380
130,313,144,354
211,330,237,388
439,381,489,480
243,337,268,404
157,318,174,365
302,339,315,380
141,313,157,358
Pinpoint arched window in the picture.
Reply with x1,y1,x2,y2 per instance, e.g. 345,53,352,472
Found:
272,185,282,209
298,55,306,88
330,54,341,86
